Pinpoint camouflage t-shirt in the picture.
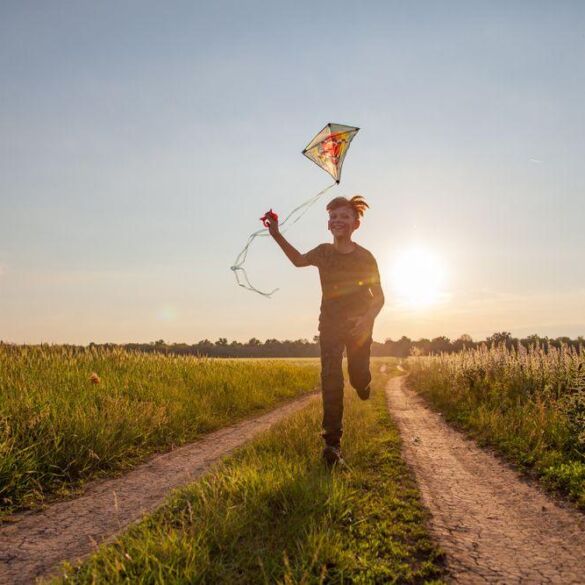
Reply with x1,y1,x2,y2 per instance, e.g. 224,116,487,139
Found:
305,243,381,330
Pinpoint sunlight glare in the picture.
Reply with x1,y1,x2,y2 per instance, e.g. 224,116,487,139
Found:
390,247,447,308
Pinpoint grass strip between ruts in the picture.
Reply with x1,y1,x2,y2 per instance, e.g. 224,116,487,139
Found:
51,360,447,584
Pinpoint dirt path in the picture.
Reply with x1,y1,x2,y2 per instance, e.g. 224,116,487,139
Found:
386,375,585,584
0,391,319,585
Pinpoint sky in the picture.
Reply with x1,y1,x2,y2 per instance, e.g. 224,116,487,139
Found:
1,1,584,344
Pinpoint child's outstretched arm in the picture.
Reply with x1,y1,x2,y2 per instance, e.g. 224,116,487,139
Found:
266,215,310,267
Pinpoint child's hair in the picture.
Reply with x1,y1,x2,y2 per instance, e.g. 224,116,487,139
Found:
326,195,369,218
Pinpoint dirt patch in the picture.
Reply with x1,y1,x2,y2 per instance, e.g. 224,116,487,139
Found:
386,376,585,584
0,391,319,585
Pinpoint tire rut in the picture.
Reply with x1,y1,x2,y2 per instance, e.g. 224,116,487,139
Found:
385,375,585,584
0,391,319,585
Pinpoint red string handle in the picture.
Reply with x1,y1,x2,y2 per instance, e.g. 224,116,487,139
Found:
260,208,278,228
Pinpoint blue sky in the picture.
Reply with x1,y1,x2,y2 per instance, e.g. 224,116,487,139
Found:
1,1,584,344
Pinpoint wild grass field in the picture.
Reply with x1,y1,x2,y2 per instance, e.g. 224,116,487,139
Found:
407,343,585,508
0,345,320,515
52,359,447,584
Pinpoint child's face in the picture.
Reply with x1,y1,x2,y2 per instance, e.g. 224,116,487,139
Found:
328,205,360,239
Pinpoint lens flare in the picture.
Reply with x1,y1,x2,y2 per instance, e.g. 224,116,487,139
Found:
157,305,177,322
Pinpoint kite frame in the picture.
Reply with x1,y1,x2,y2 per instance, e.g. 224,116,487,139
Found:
302,123,360,184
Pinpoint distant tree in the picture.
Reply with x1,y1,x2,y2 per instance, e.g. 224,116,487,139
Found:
452,334,474,353
394,336,413,357
486,332,512,347
430,336,452,354
414,338,432,355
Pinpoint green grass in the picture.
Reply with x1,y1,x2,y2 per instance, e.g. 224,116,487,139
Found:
51,359,447,584
407,344,585,509
0,345,320,515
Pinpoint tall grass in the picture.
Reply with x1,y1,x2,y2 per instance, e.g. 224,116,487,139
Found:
408,343,585,508
0,345,319,515
53,359,447,584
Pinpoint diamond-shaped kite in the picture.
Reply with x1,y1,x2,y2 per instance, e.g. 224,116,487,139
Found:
302,123,360,183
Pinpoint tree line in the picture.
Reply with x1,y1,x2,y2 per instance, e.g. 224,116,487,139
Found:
83,331,583,358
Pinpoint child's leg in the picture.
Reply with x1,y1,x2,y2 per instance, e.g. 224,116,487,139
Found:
346,330,373,399
319,329,345,447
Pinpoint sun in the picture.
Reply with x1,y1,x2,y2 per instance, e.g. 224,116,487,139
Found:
389,247,447,308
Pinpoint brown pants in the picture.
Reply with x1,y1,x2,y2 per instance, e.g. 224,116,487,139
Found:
319,323,372,447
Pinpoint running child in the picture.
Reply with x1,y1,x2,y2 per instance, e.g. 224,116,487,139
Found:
266,195,384,465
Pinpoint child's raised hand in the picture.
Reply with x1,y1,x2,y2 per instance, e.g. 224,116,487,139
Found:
267,216,280,237
260,209,279,237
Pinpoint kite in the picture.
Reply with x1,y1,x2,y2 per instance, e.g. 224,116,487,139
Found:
230,123,360,297
302,123,360,183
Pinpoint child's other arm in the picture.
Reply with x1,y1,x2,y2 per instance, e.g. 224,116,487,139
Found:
349,283,385,336
366,283,385,320
266,215,310,267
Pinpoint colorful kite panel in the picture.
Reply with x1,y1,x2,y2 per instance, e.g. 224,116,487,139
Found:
302,123,359,183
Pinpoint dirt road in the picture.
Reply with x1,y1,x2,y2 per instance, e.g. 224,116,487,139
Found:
386,375,585,584
4,375,585,584
0,391,319,585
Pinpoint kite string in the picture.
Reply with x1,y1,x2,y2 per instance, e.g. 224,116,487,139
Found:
230,181,337,297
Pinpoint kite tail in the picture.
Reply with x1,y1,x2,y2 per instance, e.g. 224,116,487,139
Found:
230,181,337,297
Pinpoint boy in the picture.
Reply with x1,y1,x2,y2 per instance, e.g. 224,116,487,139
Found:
266,195,384,465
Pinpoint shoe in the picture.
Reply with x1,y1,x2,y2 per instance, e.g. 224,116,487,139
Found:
322,445,344,466
356,384,371,401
